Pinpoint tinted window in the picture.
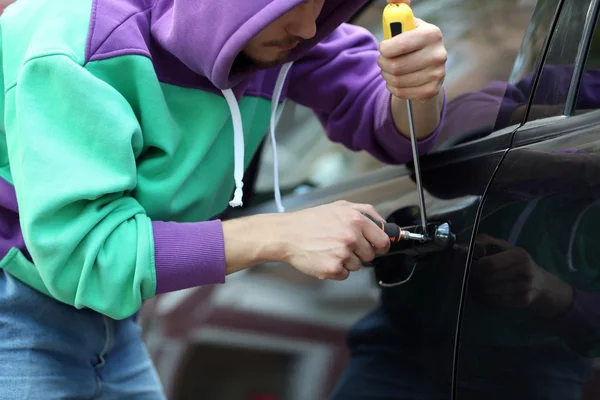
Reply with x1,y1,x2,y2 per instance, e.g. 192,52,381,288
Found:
519,0,595,123
574,12,600,115
435,0,560,149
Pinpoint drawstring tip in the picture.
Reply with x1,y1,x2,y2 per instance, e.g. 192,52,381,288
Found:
229,185,244,208
276,204,285,213
229,199,243,208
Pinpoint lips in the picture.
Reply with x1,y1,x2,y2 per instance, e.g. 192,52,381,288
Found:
275,42,299,51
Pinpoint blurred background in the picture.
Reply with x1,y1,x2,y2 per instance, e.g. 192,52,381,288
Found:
0,0,543,399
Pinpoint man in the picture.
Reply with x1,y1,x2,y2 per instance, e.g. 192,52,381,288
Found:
0,0,446,398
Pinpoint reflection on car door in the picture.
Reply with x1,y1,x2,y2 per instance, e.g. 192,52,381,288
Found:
455,1,600,399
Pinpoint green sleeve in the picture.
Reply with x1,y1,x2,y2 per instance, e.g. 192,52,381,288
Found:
4,53,155,319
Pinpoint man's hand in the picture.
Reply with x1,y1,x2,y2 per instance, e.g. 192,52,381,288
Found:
222,201,391,280
378,0,447,101
378,0,447,139
470,234,573,318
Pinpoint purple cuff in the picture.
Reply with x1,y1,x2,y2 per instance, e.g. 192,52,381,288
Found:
373,88,447,164
553,289,600,344
152,220,226,294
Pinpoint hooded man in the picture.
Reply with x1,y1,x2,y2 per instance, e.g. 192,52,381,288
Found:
0,0,446,397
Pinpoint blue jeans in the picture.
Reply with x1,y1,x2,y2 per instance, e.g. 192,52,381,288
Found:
0,271,166,399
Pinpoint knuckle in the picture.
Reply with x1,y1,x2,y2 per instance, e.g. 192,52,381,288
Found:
376,237,390,251
328,264,344,277
515,248,530,263
363,251,376,263
524,270,535,281
337,271,350,281
434,51,448,66
425,85,440,98
433,68,446,82
392,87,404,98
349,212,363,226
386,84,396,95
439,50,448,64
428,26,443,42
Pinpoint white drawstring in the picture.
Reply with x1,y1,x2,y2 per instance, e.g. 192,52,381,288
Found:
222,88,245,207
270,62,294,213
221,62,294,211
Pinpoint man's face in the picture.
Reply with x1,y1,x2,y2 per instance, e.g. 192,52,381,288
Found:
242,0,326,68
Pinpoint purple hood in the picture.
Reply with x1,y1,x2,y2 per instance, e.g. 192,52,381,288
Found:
149,0,370,89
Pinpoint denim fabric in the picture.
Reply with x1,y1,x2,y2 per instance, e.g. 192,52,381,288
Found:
0,271,166,399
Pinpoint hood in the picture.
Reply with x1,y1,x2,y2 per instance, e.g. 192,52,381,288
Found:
150,0,370,89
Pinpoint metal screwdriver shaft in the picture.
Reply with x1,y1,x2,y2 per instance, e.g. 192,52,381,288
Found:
406,98,427,233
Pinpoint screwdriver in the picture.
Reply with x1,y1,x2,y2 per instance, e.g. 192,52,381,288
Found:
383,3,428,234
363,213,426,242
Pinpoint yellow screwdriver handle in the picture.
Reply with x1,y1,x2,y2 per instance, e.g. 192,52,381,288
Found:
382,3,416,39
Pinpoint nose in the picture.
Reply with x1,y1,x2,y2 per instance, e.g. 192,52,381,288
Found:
286,2,318,40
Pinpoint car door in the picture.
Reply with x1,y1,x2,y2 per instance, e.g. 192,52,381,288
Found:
454,0,600,399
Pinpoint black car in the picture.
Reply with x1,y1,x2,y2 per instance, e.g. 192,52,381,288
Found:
144,0,600,399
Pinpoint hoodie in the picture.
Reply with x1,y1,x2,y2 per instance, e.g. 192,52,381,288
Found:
0,0,445,319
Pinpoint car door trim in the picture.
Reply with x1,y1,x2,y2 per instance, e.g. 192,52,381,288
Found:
565,0,600,114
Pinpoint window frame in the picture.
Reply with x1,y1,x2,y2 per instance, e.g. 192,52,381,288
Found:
513,0,600,147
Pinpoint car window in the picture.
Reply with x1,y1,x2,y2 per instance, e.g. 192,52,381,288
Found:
517,0,597,124
251,0,554,207
574,12,600,115
492,0,592,127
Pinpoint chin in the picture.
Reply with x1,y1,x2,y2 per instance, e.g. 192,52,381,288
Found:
251,56,289,69
236,51,289,70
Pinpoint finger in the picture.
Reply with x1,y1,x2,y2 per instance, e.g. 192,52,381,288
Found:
482,281,532,296
378,47,442,76
361,223,391,255
346,204,391,254
484,292,531,308
386,80,443,101
349,203,385,223
331,267,351,281
475,263,524,283
353,235,378,263
380,23,442,58
474,233,512,249
382,67,440,89
476,248,531,274
343,253,362,273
